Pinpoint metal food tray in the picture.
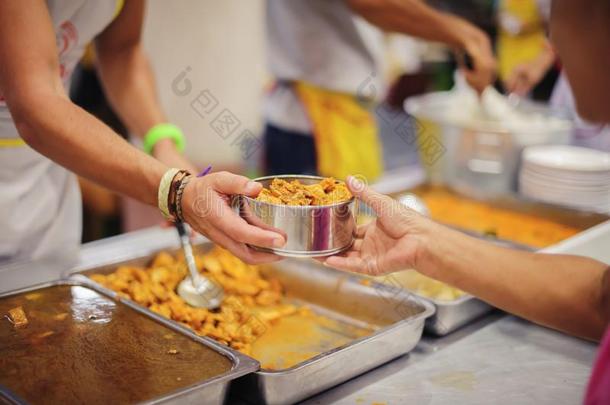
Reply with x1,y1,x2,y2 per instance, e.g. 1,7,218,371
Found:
401,183,610,238
69,242,435,405
0,278,258,405
417,294,493,336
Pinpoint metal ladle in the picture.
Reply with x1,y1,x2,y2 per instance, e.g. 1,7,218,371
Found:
175,221,223,309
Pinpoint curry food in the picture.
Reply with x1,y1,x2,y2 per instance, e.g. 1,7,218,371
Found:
0,285,232,404
375,270,466,301
256,177,352,206
91,247,298,355
90,247,375,369
417,188,580,248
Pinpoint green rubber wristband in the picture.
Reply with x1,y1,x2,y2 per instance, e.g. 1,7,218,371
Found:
143,123,186,154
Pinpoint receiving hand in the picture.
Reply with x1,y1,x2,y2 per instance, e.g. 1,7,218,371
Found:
323,177,435,276
181,171,286,264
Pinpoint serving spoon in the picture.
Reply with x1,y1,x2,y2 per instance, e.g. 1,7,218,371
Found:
175,165,223,309
175,221,224,309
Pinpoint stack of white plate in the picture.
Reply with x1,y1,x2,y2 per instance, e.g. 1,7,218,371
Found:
519,145,610,213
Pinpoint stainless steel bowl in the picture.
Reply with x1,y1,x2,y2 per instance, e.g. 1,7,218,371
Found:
404,92,573,197
237,175,356,257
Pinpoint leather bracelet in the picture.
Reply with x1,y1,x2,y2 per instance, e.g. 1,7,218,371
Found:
175,174,193,222
167,170,190,220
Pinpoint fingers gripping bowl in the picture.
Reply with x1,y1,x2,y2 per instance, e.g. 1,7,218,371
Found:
238,175,356,257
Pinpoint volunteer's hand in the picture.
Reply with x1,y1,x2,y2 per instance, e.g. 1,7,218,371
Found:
453,18,497,93
181,171,286,264
504,50,555,96
323,177,437,276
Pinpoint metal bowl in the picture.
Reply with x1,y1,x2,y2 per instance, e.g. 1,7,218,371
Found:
237,175,356,257
404,92,573,197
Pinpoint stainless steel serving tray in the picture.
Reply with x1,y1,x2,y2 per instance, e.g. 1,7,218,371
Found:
0,278,258,405
402,184,610,233
68,242,435,405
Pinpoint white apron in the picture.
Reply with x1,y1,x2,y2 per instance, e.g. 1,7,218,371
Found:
0,0,121,264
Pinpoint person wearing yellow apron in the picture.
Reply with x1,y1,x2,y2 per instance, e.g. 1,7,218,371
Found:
498,0,556,97
0,1,284,266
263,0,496,182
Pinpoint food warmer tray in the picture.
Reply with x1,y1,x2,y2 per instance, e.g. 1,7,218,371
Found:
69,242,435,405
0,278,258,405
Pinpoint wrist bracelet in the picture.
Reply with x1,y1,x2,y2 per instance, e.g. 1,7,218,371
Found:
168,170,190,220
144,123,186,155
175,175,193,222
158,168,181,219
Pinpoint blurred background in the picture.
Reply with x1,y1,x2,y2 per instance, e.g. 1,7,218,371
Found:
72,0,607,242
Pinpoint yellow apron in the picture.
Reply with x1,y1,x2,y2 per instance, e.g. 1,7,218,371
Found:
294,81,383,181
497,0,548,82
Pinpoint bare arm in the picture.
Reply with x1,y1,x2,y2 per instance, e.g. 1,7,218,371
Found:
95,0,196,172
346,0,496,91
325,178,610,341
422,225,609,340
0,1,285,264
0,0,164,205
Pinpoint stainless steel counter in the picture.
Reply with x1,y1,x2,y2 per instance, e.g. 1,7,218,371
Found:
2,223,605,405
303,315,597,405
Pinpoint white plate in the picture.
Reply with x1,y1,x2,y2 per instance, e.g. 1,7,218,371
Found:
520,165,610,185
520,174,610,193
520,184,610,207
523,145,610,172
520,190,610,212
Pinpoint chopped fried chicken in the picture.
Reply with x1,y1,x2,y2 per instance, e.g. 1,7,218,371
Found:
256,177,352,206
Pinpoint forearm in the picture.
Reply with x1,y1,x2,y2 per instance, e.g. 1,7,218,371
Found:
419,224,609,340
96,44,197,173
13,93,165,206
96,43,165,137
347,0,480,48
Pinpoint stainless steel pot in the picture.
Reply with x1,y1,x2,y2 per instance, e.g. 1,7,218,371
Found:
404,92,573,197
237,175,356,257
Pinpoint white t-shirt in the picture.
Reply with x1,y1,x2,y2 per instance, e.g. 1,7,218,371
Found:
0,0,119,264
264,0,384,134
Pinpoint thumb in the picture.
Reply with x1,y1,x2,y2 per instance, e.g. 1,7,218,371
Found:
347,175,417,238
347,176,394,216
211,171,261,197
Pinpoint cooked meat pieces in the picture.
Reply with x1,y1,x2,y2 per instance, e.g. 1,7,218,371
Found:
8,306,28,328
90,247,301,356
256,177,352,206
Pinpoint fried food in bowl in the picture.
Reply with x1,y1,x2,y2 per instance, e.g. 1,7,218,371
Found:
239,175,356,257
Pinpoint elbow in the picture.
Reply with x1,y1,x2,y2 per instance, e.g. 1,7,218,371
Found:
11,102,44,149
8,91,62,150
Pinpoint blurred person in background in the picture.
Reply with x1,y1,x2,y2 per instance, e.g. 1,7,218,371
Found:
499,0,558,99
325,0,610,402
498,0,610,151
0,0,284,265
263,0,496,181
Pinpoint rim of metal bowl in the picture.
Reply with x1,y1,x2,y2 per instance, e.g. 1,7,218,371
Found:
241,174,355,209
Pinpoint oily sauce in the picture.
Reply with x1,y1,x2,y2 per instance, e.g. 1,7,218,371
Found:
0,285,232,404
